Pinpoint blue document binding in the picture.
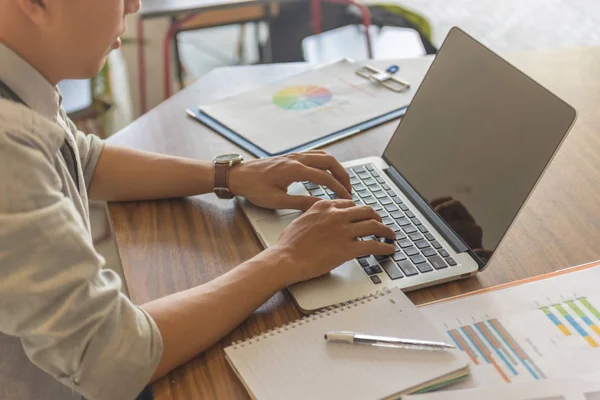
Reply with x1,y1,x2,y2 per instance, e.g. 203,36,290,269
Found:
186,106,407,158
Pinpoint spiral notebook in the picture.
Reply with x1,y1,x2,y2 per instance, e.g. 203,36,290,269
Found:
224,287,470,400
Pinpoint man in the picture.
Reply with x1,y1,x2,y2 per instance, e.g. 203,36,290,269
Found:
0,0,395,399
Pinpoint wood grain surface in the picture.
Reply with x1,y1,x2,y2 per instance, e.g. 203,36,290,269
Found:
106,48,600,399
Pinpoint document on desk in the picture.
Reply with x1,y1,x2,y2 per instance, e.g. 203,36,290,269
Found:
224,287,470,400
419,260,600,389
193,58,432,156
403,374,600,400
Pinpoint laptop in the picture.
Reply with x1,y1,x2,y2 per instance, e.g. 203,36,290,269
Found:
239,27,577,312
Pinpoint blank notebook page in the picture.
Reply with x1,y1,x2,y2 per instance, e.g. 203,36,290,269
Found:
224,288,468,400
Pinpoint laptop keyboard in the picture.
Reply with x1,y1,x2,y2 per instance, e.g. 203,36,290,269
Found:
302,163,457,284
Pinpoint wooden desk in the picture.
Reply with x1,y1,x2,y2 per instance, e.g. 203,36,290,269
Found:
107,48,600,399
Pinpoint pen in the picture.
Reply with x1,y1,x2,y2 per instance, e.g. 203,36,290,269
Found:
324,331,455,351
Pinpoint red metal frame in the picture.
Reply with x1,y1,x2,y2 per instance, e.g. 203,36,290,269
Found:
311,0,373,58
136,16,147,114
136,14,200,111
163,14,200,100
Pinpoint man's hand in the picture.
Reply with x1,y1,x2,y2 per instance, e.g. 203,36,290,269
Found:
228,151,352,211
144,199,394,382
271,200,396,285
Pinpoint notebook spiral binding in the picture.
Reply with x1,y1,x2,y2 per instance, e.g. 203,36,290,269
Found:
231,287,392,350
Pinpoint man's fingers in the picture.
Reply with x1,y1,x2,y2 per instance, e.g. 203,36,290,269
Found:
275,194,321,212
293,164,351,200
351,220,395,240
302,150,327,154
296,153,352,193
353,240,396,258
328,199,356,209
258,192,354,214
341,205,382,223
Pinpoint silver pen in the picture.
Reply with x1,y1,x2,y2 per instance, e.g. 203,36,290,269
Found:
324,331,455,351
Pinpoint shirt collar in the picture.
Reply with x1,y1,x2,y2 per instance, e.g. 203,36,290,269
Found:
0,41,62,121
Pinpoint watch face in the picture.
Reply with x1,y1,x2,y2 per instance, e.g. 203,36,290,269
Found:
214,153,243,164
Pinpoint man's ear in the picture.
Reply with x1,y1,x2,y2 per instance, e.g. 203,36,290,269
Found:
15,0,48,25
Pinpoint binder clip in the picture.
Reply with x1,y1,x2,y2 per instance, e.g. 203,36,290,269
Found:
355,64,410,93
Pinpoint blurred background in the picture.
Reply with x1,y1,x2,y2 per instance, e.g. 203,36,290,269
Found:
67,0,600,283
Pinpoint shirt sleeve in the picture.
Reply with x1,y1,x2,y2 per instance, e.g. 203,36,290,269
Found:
60,109,105,190
0,119,163,400
70,120,105,190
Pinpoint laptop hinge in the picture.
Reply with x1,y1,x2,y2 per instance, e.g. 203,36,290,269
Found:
381,161,486,270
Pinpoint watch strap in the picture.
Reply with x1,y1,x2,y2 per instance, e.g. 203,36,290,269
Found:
214,161,235,199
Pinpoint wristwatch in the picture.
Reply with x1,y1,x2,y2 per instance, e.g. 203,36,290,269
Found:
213,153,244,199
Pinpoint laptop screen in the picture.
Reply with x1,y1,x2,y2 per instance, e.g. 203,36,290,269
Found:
383,28,576,265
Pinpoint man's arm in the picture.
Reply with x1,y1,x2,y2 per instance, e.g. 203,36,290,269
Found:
143,200,396,382
86,142,396,384
88,144,214,202
88,145,354,211
143,247,291,381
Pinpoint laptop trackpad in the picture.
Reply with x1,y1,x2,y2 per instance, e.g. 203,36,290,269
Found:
255,211,303,247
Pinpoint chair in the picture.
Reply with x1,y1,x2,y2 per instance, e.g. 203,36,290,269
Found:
305,0,428,63
136,1,280,107
302,25,425,63
311,0,374,57
165,2,280,97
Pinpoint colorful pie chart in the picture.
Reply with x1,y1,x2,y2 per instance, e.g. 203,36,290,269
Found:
272,85,332,110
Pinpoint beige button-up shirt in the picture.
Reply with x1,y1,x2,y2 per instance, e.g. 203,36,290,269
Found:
0,42,163,400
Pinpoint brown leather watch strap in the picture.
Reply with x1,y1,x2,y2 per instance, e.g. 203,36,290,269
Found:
214,161,234,199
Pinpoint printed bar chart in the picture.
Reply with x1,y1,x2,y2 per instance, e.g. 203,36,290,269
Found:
447,318,545,383
422,262,600,387
488,319,545,380
579,297,600,320
448,329,479,365
540,306,571,336
552,302,599,348
566,300,600,337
